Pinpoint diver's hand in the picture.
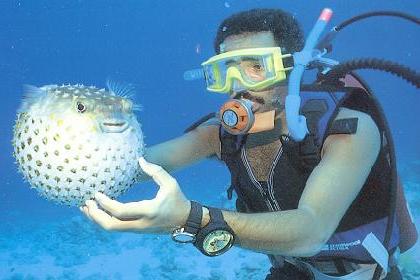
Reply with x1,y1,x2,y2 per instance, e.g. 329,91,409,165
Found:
81,157,191,234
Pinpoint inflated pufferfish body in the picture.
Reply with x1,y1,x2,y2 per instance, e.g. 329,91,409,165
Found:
12,83,144,206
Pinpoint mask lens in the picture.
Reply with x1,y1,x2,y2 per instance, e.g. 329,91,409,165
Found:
238,55,275,84
203,64,217,87
204,62,228,90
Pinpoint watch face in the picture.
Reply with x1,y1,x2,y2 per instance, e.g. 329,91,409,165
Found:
203,229,234,255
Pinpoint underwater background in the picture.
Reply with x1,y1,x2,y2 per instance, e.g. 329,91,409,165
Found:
0,0,419,279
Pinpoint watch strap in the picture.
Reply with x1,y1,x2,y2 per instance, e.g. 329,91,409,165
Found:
208,207,233,231
208,207,224,224
184,201,202,235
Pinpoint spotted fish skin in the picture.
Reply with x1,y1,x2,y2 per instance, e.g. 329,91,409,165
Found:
12,84,144,206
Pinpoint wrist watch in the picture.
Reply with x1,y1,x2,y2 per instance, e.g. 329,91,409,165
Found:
171,201,202,243
194,207,235,257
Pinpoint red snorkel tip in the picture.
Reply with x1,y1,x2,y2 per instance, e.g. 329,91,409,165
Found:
319,8,333,22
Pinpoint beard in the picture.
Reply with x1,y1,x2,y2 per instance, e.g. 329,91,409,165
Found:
270,94,286,111
238,91,265,105
233,89,285,113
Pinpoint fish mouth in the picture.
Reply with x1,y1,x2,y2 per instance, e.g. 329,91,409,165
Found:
100,120,129,133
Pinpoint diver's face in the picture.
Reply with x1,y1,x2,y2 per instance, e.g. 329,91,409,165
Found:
220,31,287,113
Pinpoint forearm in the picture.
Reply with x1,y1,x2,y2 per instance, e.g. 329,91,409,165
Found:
137,145,206,182
200,207,326,257
137,126,219,183
135,143,206,183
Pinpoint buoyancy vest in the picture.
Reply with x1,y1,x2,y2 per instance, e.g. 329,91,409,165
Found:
218,74,417,266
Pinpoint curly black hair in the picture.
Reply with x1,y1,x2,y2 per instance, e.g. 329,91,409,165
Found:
214,9,304,54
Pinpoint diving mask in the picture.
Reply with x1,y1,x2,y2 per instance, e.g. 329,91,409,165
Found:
202,47,293,93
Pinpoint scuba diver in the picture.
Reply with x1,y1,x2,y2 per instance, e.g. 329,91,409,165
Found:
81,8,419,280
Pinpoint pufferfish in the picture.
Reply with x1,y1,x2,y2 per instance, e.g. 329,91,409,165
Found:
12,82,144,206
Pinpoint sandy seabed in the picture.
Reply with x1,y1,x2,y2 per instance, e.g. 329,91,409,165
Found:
0,214,270,279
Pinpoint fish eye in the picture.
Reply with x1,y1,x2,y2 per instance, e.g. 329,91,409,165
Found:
76,102,87,113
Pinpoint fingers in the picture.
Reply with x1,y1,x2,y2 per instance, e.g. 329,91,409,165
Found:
81,199,115,229
138,157,179,192
94,192,155,219
78,158,181,233
80,205,93,222
81,199,141,231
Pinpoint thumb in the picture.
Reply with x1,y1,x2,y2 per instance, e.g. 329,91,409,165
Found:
138,157,164,176
138,157,178,191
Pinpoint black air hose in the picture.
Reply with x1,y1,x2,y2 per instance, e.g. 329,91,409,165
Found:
323,58,420,88
335,11,420,32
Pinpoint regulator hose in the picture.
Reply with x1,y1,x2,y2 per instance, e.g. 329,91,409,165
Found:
335,11,420,32
322,58,420,88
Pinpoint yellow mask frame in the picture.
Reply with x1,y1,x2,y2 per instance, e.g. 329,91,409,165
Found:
201,47,293,93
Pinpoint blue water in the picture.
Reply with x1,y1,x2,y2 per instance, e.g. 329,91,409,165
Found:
1,0,419,279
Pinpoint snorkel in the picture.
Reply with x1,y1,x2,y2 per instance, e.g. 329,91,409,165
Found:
285,9,420,141
286,8,333,141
